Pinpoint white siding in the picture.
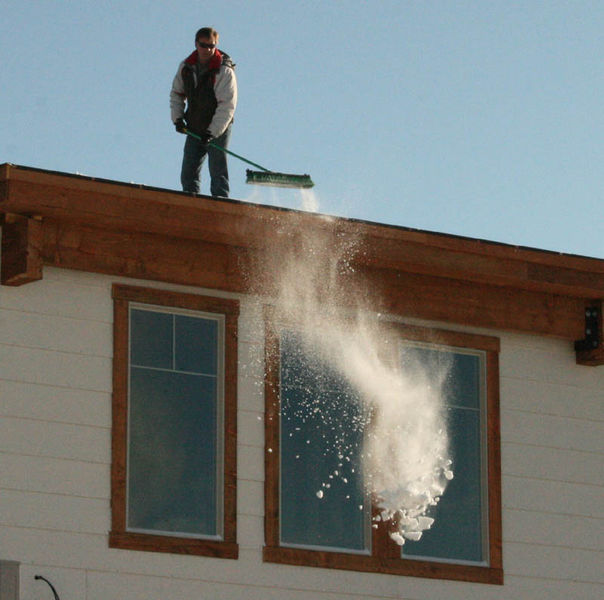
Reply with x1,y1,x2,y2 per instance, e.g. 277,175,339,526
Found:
1,267,602,599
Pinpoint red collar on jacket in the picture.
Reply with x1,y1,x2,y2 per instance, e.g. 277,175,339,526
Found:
184,49,223,70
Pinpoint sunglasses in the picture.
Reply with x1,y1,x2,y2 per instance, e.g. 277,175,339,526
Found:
197,41,216,49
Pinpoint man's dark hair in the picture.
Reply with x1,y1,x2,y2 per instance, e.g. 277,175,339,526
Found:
195,27,218,42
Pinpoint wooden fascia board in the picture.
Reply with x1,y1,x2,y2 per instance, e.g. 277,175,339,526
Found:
42,220,249,293
0,175,246,246
38,219,585,341
362,264,586,341
1,164,603,300
349,233,604,298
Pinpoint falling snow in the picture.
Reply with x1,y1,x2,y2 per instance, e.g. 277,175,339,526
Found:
258,190,453,545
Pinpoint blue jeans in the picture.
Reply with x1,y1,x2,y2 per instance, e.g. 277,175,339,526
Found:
180,124,232,197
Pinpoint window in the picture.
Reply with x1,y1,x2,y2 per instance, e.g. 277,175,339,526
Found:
278,329,370,554
399,343,488,565
110,284,239,558
264,317,502,584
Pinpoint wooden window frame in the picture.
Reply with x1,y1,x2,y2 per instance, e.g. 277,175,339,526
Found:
110,284,239,558
263,314,502,584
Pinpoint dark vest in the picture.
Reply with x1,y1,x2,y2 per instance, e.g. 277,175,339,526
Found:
181,50,234,135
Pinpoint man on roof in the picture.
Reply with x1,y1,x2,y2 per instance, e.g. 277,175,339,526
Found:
170,27,237,197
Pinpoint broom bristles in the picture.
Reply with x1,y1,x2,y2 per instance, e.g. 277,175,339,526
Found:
246,169,314,189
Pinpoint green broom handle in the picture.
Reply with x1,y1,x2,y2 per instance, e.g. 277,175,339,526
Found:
183,129,271,173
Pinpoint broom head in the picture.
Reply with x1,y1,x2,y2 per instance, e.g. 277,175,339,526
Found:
246,169,314,189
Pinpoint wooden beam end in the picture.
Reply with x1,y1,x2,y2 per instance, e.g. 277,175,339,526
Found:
1,213,44,286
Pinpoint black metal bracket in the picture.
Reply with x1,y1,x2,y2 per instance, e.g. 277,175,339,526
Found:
574,305,601,352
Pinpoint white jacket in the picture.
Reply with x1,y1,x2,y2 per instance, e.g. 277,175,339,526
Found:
170,50,237,138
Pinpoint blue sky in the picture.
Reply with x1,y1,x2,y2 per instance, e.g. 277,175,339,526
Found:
1,1,603,258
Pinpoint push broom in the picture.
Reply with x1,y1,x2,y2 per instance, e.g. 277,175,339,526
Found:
183,129,314,189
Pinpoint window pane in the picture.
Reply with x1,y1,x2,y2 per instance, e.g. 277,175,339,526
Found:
401,346,485,563
281,334,346,392
175,315,218,374
280,331,368,552
403,407,484,563
130,309,173,369
402,346,481,410
445,352,481,409
127,367,218,537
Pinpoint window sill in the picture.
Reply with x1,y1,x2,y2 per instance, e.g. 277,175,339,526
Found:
263,545,503,585
110,531,239,559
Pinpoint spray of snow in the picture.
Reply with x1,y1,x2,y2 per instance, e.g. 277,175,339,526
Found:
258,190,453,545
